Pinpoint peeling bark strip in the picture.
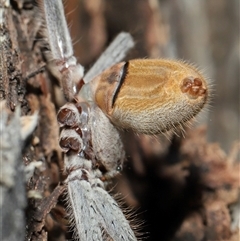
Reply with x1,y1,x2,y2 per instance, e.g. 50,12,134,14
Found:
0,2,23,110
26,184,66,241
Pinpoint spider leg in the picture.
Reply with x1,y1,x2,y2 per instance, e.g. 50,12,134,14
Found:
39,0,84,101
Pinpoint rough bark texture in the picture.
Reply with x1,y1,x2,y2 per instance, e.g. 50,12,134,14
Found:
0,0,239,241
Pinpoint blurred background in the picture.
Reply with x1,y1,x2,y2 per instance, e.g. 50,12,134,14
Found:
65,0,239,152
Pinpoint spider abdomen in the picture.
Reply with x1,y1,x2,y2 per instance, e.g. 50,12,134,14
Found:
91,59,209,134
